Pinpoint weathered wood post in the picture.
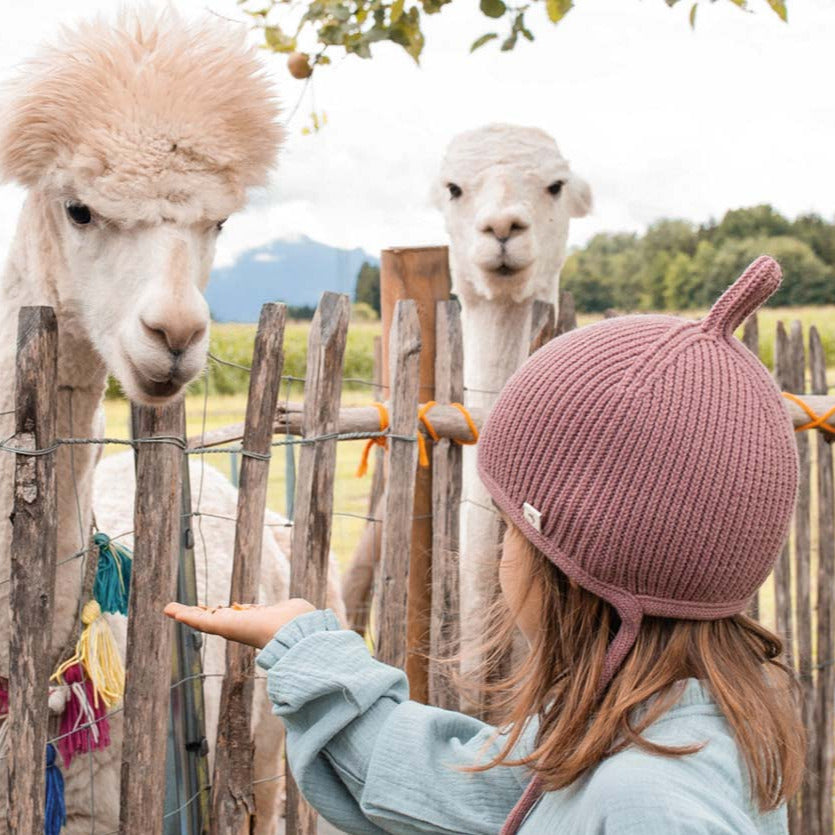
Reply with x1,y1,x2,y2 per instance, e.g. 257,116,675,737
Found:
810,326,834,835
380,247,450,702
773,322,794,668
342,337,385,636
429,301,464,709
8,306,58,835
789,321,815,835
119,400,185,833
376,300,422,669
211,303,286,834
556,290,577,336
285,292,351,835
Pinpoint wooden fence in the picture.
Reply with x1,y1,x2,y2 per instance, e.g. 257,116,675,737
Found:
4,252,835,834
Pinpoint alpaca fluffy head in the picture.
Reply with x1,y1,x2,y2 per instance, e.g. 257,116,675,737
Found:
0,8,282,223
434,123,592,304
0,9,283,406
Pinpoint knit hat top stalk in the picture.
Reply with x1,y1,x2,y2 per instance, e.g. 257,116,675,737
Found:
477,256,799,691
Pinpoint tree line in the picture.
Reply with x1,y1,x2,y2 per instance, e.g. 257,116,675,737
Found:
562,205,835,312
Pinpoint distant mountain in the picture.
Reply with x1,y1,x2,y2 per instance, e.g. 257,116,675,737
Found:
206,235,378,322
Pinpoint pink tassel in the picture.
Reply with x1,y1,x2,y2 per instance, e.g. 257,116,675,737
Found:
56,663,110,768
0,675,8,718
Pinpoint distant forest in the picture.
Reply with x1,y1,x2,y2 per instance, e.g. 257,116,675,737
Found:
562,204,835,312
353,205,835,315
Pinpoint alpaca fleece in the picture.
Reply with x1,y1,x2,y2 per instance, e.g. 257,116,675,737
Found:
0,8,283,224
478,255,799,688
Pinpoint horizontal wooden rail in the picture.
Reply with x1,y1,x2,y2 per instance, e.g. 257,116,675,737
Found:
188,402,486,449
186,394,835,451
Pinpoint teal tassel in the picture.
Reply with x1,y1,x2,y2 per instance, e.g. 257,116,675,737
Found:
92,533,132,615
45,744,66,835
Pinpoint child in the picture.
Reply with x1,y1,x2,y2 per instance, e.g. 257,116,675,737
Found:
166,255,803,834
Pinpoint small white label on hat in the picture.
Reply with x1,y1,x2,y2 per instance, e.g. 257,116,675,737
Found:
522,502,542,532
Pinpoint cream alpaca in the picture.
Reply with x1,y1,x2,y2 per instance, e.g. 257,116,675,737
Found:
0,10,341,833
342,125,591,659
434,124,591,654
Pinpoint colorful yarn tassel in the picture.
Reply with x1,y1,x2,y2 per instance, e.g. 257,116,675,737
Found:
53,663,111,768
0,675,7,718
52,601,124,709
45,744,66,835
92,533,132,615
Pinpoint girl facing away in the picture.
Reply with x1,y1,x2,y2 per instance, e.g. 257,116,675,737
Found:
166,256,804,834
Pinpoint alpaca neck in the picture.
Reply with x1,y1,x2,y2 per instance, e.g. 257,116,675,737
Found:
0,192,108,671
460,291,535,413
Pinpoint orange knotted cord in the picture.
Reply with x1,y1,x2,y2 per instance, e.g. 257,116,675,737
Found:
417,401,479,468
450,402,479,445
356,402,389,477
782,392,835,436
417,401,439,467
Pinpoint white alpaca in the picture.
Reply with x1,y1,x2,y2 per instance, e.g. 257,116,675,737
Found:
433,124,591,651
342,125,591,662
0,10,342,832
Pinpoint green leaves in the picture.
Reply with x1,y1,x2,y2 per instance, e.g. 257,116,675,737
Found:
766,0,787,21
264,25,297,52
480,0,506,19
471,32,499,51
245,0,791,71
546,0,573,24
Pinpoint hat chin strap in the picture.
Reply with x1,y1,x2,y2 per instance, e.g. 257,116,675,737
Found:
499,605,643,834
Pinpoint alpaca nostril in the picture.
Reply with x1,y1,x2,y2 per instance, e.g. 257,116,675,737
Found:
141,318,206,355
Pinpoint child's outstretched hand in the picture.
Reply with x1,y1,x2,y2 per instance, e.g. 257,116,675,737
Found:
163,598,315,649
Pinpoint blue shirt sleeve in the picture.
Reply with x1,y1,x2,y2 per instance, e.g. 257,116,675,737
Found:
256,610,530,834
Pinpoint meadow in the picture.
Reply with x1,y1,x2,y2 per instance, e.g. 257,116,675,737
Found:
102,304,835,579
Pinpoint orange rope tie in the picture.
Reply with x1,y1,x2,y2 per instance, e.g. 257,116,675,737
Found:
356,402,389,478
450,402,479,445
417,401,439,468
417,401,480,468
781,392,835,436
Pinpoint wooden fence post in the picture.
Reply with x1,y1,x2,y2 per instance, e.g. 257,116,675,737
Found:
119,400,184,834
530,299,557,352
556,290,577,336
211,303,286,835
8,307,58,835
380,246,450,703
773,322,794,669
789,321,815,835
810,326,834,835
376,300,422,669
742,314,760,620
429,301,464,709
342,338,385,636
285,292,351,835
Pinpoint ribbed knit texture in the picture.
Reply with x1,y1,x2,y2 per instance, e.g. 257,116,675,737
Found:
478,256,798,687
482,257,799,833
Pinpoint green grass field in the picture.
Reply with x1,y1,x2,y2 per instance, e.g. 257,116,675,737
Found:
102,305,835,581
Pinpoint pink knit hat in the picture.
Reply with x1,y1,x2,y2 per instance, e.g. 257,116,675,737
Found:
487,257,799,832
478,256,798,689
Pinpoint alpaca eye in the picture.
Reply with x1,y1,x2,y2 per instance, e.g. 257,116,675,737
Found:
547,180,565,197
66,201,92,226
216,218,228,232
447,183,462,200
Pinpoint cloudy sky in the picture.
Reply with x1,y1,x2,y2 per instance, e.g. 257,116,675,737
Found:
0,0,832,268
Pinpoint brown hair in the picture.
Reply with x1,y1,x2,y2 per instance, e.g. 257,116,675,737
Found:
460,525,805,811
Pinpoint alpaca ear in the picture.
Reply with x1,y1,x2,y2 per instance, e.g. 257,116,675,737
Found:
565,175,593,218
0,82,63,187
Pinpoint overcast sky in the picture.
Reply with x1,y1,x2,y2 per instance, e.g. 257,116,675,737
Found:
0,0,832,268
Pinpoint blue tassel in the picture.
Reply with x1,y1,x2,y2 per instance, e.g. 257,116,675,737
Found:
45,744,66,835
92,533,133,615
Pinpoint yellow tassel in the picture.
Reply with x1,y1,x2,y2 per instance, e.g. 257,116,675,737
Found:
52,601,124,709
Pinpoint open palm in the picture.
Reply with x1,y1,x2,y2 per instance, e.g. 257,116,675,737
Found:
164,598,315,649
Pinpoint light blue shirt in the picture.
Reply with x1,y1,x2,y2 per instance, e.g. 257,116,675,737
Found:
256,609,787,834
